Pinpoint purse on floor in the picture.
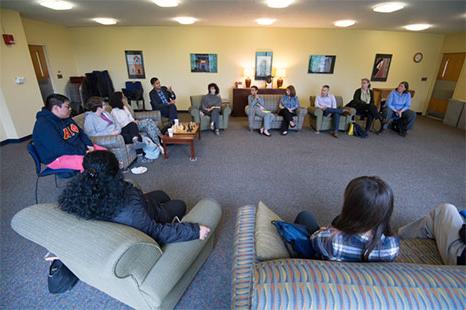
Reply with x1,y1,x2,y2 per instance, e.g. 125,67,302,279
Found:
46,253,79,294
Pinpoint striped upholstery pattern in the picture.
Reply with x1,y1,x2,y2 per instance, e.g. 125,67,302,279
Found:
232,205,257,310
245,95,307,131
252,259,466,310
397,239,443,265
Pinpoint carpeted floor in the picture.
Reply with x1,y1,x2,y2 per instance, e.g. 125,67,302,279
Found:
1,115,465,309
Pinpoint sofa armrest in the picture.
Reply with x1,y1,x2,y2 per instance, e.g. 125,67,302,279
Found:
222,103,232,116
308,106,323,117
189,107,201,123
139,199,222,306
91,134,126,149
296,107,307,117
134,110,161,123
232,205,257,310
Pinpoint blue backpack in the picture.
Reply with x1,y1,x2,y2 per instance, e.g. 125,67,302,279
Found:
353,123,368,138
272,220,314,258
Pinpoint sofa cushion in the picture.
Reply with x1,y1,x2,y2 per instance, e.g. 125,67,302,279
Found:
255,201,290,261
397,239,443,265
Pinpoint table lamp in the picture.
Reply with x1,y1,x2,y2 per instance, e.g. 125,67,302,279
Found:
276,68,286,88
243,67,253,88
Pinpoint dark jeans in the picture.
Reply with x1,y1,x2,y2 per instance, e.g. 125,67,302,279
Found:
294,211,320,235
143,190,187,224
152,103,178,121
278,108,297,132
382,108,416,131
202,108,221,129
323,108,345,132
121,122,141,144
347,100,381,131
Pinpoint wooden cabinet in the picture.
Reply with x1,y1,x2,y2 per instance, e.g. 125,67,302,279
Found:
232,88,286,116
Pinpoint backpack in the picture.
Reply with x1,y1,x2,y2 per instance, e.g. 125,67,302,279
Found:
272,220,314,258
353,123,368,138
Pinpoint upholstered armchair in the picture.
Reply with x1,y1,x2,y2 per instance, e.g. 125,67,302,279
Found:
308,96,355,133
189,95,232,131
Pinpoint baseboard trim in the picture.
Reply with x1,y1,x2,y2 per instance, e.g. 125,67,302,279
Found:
0,135,32,146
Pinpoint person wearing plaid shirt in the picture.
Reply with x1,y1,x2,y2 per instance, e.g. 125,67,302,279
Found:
293,176,400,262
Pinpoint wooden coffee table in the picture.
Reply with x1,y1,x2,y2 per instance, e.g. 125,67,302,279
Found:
161,122,201,161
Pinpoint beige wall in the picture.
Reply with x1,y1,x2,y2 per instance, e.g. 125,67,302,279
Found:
441,32,466,101
69,26,444,112
0,9,43,140
22,18,78,95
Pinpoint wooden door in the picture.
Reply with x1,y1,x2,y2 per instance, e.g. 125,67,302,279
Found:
427,53,465,118
28,45,54,102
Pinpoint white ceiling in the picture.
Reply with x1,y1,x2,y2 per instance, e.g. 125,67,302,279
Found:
1,0,465,33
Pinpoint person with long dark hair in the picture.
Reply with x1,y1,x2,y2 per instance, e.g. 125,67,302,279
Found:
59,150,210,244
201,83,222,135
293,176,399,262
346,78,383,132
278,85,300,135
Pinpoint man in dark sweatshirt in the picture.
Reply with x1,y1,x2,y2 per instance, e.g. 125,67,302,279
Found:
32,94,105,172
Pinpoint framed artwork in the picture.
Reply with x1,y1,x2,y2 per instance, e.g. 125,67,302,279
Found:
308,55,336,74
255,51,273,80
190,53,218,73
371,54,392,82
125,50,145,79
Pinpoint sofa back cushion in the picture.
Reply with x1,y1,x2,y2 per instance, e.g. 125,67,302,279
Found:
11,203,162,287
190,95,203,110
253,259,466,309
73,113,85,128
261,95,283,113
310,95,344,108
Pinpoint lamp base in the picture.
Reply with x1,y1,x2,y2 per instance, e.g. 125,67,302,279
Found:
245,78,251,88
277,78,283,88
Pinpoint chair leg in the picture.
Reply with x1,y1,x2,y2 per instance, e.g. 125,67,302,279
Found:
35,177,39,204
54,174,59,187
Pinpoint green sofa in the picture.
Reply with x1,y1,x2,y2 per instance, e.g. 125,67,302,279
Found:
189,95,231,131
11,198,222,310
308,96,355,133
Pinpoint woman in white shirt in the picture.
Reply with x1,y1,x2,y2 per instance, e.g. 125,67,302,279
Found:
315,85,351,138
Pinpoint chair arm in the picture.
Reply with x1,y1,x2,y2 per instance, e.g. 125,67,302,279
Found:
190,107,201,123
222,103,232,116
134,110,161,123
308,106,323,117
139,199,222,305
90,134,126,149
296,107,307,117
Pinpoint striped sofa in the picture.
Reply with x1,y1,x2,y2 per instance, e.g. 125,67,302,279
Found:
232,205,466,310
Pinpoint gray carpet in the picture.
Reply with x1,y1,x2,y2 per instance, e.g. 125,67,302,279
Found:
1,115,465,309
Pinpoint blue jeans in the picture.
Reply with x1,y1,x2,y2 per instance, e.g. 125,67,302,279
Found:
323,108,345,132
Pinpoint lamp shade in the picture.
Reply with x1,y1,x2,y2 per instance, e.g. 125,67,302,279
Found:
277,68,286,77
243,67,253,78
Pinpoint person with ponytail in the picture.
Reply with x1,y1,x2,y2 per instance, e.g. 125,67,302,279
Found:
293,176,399,262
58,150,210,244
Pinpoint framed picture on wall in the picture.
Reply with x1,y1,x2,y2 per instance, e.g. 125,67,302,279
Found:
190,54,218,73
255,51,273,80
371,54,392,82
125,50,145,79
308,55,336,74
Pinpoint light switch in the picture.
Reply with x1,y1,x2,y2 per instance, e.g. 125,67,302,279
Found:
15,77,25,84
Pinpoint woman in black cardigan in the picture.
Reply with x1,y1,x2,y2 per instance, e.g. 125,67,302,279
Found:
346,78,383,132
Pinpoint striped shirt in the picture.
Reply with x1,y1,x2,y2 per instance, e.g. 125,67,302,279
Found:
310,227,400,262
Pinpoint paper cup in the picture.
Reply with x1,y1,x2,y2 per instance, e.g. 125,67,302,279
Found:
168,128,174,137
174,119,179,126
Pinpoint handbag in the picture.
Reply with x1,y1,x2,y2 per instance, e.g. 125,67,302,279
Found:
272,220,314,258
142,136,160,160
48,259,79,294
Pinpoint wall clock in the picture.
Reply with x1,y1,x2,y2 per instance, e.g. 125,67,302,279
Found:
413,52,423,63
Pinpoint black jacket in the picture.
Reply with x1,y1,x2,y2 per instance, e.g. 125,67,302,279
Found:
112,184,199,244
351,88,375,106
149,87,176,110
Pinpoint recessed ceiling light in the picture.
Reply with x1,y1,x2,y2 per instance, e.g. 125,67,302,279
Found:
404,24,432,31
334,20,356,28
173,17,197,25
92,18,118,25
39,0,73,10
256,18,276,26
373,2,406,13
266,0,294,9
152,0,179,7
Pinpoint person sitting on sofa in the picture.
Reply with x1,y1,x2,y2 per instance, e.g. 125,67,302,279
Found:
346,78,383,132
315,85,351,138
378,81,416,137
58,150,211,244
201,83,222,135
248,85,273,137
32,93,106,172
292,176,400,262
84,96,145,149
109,91,163,152
278,85,300,135
149,77,178,122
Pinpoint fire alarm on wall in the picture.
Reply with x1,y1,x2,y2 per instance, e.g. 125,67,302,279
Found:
3,34,15,45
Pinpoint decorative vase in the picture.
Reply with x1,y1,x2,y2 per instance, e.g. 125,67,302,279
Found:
245,78,251,88
277,78,283,88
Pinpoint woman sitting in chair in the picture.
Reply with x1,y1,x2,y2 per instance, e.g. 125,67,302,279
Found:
248,85,273,137
201,83,222,135
59,150,210,244
278,85,300,135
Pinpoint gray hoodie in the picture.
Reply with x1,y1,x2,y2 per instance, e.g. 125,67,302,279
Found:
83,111,121,137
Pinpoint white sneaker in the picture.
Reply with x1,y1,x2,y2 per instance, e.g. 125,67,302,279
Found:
131,166,147,174
210,122,214,130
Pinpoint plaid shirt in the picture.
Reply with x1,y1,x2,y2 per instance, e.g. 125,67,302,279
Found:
157,90,169,105
310,227,400,262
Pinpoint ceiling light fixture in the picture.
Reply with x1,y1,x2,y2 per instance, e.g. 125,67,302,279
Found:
404,23,432,31
256,18,276,26
92,17,118,25
152,0,179,7
334,20,356,28
39,0,73,10
266,0,294,9
173,17,197,25
372,2,406,13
